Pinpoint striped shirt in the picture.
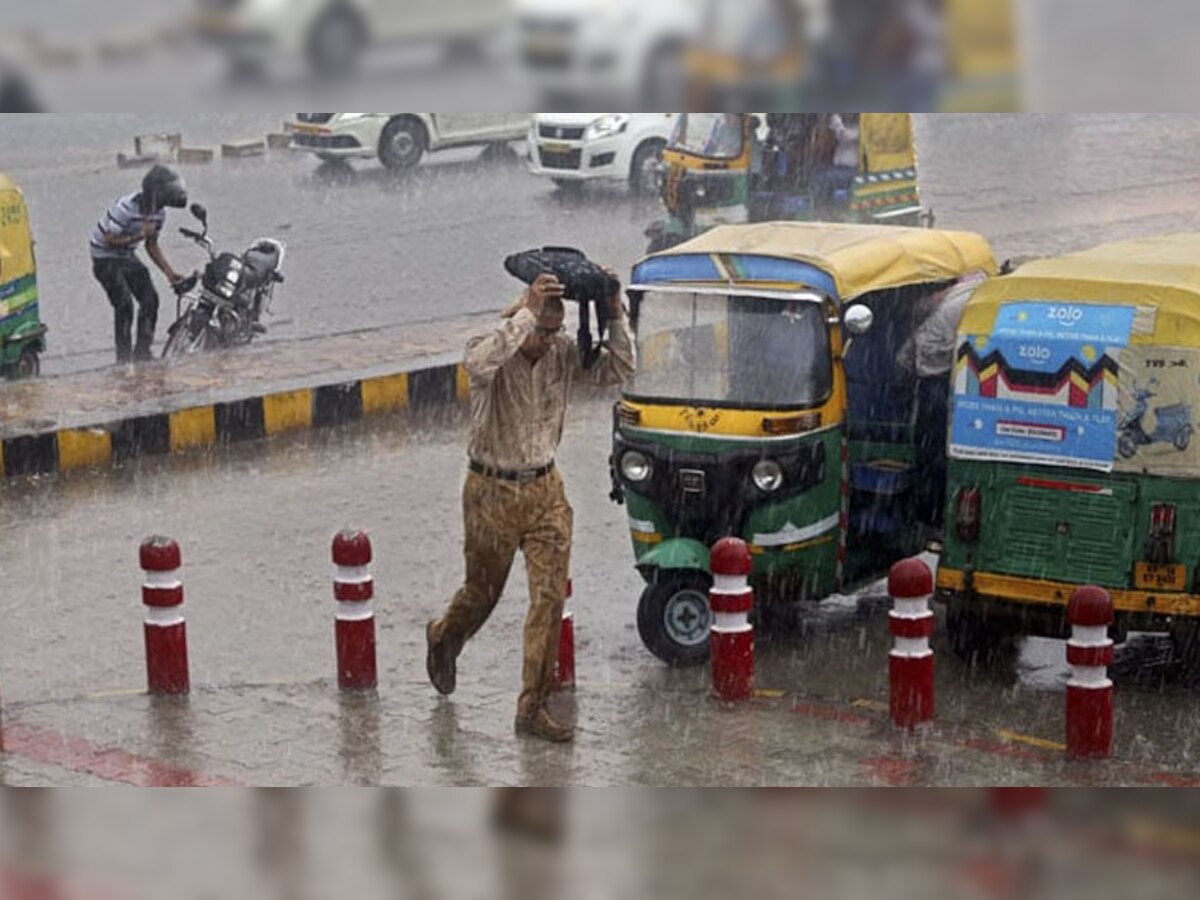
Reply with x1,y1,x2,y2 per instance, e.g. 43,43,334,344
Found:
89,192,165,260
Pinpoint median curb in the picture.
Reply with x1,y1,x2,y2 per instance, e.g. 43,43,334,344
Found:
0,317,493,480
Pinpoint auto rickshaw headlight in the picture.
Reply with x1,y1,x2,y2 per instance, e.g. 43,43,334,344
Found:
621,450,652,483
752,459,784,492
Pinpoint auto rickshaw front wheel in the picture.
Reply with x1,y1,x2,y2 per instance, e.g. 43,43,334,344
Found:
637,571,713,667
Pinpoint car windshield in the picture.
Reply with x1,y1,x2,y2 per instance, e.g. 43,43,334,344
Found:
669,113,745,160
630,291,832,408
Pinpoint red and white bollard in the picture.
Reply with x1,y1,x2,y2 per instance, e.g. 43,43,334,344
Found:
553,578,575,692
888,558,935,729
1065,585,1114,760
709,537,754,702
140,536,189,695
332,530,377,691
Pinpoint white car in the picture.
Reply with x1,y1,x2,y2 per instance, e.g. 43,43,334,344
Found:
527,113,677,195
512,0,702,106
195,0,510,75
289,113,532,169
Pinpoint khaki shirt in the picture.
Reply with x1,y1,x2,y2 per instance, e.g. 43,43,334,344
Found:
465,306,636,471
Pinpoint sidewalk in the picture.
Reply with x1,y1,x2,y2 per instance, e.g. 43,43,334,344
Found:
0,314,494,478
3,667,1198,788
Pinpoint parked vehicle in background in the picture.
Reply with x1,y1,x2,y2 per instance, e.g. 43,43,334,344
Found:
162,203,287,358
512,0,701,107
194,0,511,76
289,113,532,170
527,113,677,195
0,170,47,379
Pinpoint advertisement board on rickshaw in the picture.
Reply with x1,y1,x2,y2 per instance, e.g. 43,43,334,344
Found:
938,234,1200,675
615,221,997,664
647,112,925,254
0,170,46,378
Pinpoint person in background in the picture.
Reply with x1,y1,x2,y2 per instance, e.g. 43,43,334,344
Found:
896,270,989,530
89,164,188,363
812,112,860,207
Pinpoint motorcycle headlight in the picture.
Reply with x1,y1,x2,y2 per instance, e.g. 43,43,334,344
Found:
586,114,630,141
752,459,784,492
621,450,652,483
218,259,243,298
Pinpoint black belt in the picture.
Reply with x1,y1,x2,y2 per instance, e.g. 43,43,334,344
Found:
469,459,555,482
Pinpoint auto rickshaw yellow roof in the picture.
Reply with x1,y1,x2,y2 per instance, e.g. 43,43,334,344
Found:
636,222,997,301
0,170,20,193
961,233,1200,344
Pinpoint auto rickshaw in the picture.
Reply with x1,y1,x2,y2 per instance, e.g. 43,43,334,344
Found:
0,170,46,378
613,221,997,664
646,112,925,254
683,0,1020,113
937,234,1200,675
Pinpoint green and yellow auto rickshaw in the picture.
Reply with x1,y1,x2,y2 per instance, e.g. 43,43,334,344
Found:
0,170,46,378
937,235,1200,675
647,112,925,254
613,221,997,664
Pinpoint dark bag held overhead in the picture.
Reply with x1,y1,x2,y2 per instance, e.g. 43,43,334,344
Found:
504,246,619,370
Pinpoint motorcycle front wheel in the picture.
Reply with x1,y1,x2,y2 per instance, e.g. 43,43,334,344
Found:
162,315,217,358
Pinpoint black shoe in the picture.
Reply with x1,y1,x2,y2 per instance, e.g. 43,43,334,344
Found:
425,621,456,696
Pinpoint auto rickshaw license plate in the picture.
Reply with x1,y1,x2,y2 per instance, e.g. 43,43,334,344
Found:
1134,562,1187,591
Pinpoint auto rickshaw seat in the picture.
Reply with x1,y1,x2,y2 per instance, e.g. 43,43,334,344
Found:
851,459,913,496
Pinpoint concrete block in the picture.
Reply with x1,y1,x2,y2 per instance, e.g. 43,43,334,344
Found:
266,133,293,150
222,140,267,159
177,147,216,165
134,132,182,161
117,152,158,170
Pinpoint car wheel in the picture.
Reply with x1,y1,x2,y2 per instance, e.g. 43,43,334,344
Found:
378,117,427,170
629,139,665,197
636,571,713,666
307,7,367,76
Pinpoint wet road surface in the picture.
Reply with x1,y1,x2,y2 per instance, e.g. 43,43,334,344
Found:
1,392,1197,785
9,114,1200,377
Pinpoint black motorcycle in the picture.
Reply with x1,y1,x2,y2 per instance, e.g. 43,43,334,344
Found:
162,203,286,358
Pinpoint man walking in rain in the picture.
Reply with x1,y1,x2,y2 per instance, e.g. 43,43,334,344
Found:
426,269,636,742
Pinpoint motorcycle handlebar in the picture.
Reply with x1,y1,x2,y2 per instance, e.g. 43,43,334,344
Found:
179,227,203,241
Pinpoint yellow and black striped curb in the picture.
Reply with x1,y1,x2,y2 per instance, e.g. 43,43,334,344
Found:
1,361,470,479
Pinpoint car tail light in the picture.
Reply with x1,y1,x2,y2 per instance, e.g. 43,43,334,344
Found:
955,487,981,543
1146,503,1177,564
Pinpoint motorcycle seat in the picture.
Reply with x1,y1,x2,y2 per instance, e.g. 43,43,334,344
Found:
242,242,280,289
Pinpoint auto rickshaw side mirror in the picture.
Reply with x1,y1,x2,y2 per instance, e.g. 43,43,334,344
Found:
190,203,207,225
843,305,874,335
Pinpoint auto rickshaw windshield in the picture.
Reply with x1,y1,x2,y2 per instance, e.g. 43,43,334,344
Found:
629,291,832,408
669,113,746,160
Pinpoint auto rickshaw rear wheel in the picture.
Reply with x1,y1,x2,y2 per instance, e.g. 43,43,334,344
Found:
945,596,1018,668
637,571,713,667
1169,619,1200,683
11,345,39,379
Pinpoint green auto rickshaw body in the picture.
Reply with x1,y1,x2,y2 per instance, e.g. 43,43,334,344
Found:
618,221,998,664
0,170,46,378
939,234,1200,668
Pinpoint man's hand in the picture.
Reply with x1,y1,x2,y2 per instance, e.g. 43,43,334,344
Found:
603,266,625,319
526,273,565,318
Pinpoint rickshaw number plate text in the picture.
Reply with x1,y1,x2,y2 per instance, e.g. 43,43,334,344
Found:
1134,562,1187,592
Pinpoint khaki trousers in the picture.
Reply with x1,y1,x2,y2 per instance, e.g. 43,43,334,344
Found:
431,468,573,718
